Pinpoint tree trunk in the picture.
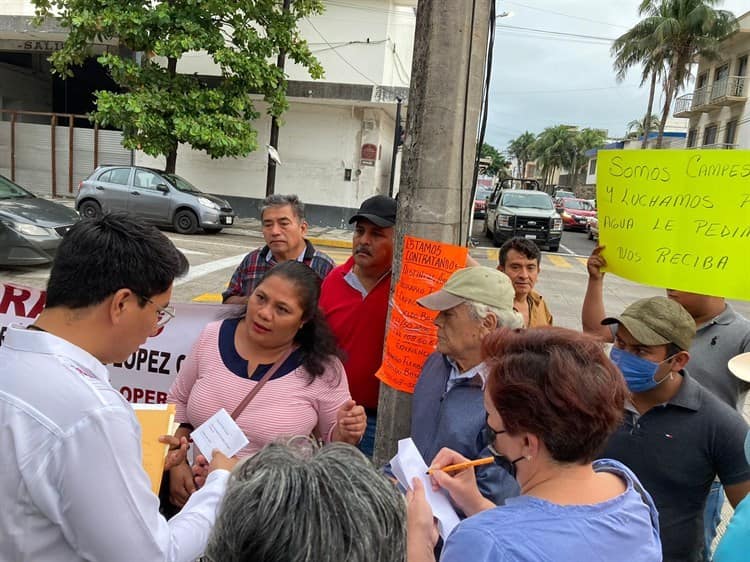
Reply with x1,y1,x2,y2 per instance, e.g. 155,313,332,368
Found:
656,66,677,149
372,0,492,466
165,147,178,173
641,70,657,149
165,56,178,172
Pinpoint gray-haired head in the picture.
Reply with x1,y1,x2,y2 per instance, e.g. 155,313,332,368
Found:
260,193,305,221
466,300,524,330
204,438,406,562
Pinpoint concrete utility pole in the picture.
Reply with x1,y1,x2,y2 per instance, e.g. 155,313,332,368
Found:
372,0,492,466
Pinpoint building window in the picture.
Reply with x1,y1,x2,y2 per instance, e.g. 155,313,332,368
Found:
724,120,738,148
687,128,697,148
588,159,596,175
702,125,718,146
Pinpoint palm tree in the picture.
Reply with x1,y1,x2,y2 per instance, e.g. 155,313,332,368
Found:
612,22,666,149
533,125,577,188
570,128,608,187
626,114,661,139
507,131,535,177
635,0,737,148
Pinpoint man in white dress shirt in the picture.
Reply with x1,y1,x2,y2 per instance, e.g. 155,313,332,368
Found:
0,213,234,562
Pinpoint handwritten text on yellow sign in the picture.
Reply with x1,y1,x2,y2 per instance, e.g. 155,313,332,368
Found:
597,150,750,301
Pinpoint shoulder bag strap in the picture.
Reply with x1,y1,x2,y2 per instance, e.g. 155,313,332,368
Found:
231,346,297,420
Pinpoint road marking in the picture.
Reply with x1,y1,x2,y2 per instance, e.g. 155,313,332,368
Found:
559,244,575,255
176,247,209,256
575,257,589,267
193,293,223,303
546,255,573,268
484,248,499,262
175,254,246,286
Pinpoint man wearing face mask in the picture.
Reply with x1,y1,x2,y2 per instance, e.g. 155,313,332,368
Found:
600,296,750,562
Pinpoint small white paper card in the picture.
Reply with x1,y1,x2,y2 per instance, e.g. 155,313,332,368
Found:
389,437,461,539
190,408,248,462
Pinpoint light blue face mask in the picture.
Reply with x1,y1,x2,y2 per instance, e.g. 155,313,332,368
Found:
610,346,674,393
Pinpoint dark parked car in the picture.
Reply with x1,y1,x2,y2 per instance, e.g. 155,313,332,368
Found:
484,188,562,251
76,166,235,234
0,175,80,266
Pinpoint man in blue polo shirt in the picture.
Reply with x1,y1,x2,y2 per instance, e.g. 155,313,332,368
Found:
601,296,750,562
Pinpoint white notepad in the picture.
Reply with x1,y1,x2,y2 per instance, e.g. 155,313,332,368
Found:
190,408,249,462
389,437,461,539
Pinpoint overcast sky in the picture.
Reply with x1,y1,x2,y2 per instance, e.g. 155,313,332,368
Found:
485,0,748,151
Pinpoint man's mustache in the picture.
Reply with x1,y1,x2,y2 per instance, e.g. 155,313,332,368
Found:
354,245,372,256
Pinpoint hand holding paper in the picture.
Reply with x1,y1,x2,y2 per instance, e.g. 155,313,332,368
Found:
389,438,460,539
190,408,248,463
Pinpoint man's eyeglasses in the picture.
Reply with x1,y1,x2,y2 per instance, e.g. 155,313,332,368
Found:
139,295,175,327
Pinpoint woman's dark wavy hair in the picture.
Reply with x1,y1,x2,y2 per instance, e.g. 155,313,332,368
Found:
484,327,626,464
255,261,342,380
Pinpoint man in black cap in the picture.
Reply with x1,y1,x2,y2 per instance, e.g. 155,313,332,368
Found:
319,194,397,457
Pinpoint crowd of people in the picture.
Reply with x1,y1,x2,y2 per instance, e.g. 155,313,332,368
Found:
1,190,749,562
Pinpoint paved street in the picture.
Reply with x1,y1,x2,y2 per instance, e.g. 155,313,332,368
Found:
2,225,748,332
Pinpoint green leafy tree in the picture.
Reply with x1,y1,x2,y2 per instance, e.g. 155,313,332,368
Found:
570,128,608,187
33,0,325,172
507,131,535,177
621,0,737,148
532,125,577,188
612,18,666,149
479,142,509,177
626,114,661,139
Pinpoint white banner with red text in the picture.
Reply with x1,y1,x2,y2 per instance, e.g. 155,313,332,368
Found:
0,281,237,403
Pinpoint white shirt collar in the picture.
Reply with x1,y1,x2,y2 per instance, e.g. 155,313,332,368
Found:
4,324,110,383
264,245,307,263
446,358,488,391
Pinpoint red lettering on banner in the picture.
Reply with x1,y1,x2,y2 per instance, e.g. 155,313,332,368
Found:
0,284,46,318
119,386,167,404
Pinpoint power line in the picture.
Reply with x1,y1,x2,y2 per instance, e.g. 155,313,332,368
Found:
497,29,615,46
504,1,631,30
306,18,381,86
495,24,616,42
492,85,640,95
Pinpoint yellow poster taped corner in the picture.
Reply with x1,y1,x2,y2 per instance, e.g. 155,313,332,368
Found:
596,150,750,301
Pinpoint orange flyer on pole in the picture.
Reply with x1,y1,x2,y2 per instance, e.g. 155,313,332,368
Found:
376,235,468,393
132,403,176,494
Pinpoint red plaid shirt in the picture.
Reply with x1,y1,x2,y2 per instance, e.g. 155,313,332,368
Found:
222,240,335,302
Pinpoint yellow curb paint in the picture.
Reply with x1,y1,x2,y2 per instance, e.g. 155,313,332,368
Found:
575,257,590,267
192,293,223,303
546,255,572,268
306,237,352,249
484,248,499,261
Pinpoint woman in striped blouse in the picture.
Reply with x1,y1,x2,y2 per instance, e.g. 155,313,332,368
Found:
166,261,367,508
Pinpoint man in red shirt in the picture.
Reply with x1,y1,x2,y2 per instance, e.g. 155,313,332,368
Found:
319,195,396,457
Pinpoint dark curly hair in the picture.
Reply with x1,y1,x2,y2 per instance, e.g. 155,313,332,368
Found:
484,327,626,464
255,261,342,381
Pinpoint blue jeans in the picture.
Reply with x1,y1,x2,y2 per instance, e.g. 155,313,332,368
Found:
357,412,377,458
703,481,724,560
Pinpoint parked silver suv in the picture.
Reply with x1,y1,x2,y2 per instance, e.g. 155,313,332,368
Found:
76,166,235,234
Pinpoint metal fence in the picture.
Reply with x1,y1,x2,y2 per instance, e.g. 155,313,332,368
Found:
0,109,132,197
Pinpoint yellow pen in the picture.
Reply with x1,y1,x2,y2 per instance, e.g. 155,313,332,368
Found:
426,456,495,475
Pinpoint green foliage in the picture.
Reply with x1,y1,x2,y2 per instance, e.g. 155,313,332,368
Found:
479,143,509,176
32,0,325,166
532,126,607,187
507,131,535,177
612,0,737,147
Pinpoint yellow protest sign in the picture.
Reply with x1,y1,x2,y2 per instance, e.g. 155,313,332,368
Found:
596,150,750,301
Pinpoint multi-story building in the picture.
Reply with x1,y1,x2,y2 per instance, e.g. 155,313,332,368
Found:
673,10,750,149
0,0,416,225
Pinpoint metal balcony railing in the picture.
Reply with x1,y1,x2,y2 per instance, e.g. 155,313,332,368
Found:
710,76,746,101
700,143,737,149
692,85,711,108
674,94,693,115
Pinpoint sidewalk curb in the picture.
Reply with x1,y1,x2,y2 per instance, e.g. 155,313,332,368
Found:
305,236,352,249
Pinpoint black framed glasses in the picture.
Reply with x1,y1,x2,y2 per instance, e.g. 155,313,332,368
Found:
483,422,507,457
139,295,175,327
